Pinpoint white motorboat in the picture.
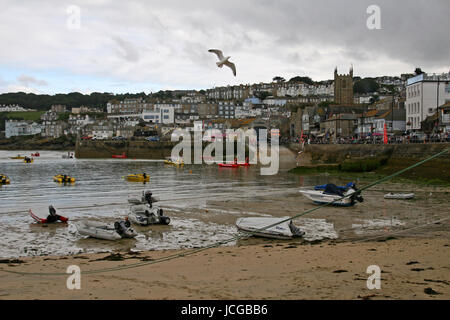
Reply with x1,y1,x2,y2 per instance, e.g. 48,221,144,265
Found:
127,191,170,226
384,193,415,200
236,217,304,240
75,220,137,241
299,183,363,207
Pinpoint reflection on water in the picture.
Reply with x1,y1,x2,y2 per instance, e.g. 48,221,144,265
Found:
0,150,422,258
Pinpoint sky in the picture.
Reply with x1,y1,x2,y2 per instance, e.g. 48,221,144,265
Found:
0,0,449,95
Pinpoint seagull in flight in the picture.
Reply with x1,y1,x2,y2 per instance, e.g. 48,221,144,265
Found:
208,49,236,76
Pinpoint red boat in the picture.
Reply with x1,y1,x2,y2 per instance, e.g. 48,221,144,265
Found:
31,152,40,157
29,209,68,224
237,163,250,167
112,153,127,159
218,163,239,168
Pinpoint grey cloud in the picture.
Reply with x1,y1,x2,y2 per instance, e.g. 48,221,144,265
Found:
112,36,140,62
17,74,47,86
1,0,449,92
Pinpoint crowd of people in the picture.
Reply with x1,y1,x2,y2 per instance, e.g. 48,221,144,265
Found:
287,132,450,145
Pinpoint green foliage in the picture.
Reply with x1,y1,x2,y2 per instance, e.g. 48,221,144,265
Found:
414,68,424,75
353,78,380,94
288,76,314,85
57,112,71,121
339,157,388,172
254,91,271,101
0,92,148,111
273,76,286,83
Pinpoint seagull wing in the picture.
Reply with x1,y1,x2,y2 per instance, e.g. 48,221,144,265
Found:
224,61,236,76
208,49,225,60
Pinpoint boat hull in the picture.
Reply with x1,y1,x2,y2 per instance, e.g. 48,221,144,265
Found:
125,174,150,182
299,190,355,207
236,217,304,240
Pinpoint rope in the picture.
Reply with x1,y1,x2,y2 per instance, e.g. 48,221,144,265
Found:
1,147,449,276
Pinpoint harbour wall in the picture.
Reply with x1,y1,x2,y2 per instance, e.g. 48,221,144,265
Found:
75,140,176,159
289,143,450,181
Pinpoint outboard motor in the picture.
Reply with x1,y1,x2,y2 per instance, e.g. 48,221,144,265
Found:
349,185,364,204
144,191,153,207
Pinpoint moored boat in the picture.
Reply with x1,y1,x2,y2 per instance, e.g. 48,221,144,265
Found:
299,183,364,207
23,157,34,163
236,217,304,239
125,173,149,182
127,191,170,226
164,158,184,166
0,174,10,185
29,207,69,224
10,155,25,159
53,175,76,183
75,220,137,240
384,193,415,200
112,153,127,159
218,163,239,168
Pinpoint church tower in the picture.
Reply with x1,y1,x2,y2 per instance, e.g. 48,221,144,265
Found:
334,66,354,105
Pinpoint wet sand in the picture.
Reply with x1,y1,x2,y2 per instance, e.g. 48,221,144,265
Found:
1,235,449,300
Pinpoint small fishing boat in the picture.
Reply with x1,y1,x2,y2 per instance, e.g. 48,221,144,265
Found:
237,163,250,167
10,155,25,160
125,173,149,182
0,174,10,185
236,217,304,240
218,163,239,168
314,182,355,191
75,220,137,240
299,183,363,207
29,207,69,224
62,152,74,159
384,193,415,200
128,191,170,226
53,175,76,183
23,157,34,163
164,158,184,166
112,153,127,159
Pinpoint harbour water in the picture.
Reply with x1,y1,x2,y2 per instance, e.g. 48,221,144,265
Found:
0,150,447,258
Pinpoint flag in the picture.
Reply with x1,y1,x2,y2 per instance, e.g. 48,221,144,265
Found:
383,123,388,144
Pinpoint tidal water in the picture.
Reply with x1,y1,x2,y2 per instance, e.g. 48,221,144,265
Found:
1,150,445,258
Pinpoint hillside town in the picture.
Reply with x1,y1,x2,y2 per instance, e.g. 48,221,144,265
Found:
2,68,450,144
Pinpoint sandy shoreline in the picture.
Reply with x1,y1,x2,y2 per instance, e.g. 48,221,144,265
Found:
1,234,449,300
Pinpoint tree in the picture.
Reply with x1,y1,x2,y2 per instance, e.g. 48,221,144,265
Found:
254,91,271,101
273,76,285,83
415,68,425,75
353,78,380,94
288,76,314,85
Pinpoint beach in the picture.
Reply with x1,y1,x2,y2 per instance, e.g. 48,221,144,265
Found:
1,233,449,300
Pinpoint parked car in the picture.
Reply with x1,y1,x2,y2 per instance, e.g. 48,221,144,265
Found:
81,136,92,140
112,136,126,140
145,136,160,142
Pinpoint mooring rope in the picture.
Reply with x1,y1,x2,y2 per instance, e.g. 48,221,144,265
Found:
1,147,449,276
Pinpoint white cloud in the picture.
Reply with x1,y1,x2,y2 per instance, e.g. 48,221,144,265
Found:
0,0,448,94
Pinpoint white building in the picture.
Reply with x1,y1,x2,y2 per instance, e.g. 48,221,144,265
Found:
142,106,175,124
0,105,34,112
405,73,450,131
5,120,42,138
